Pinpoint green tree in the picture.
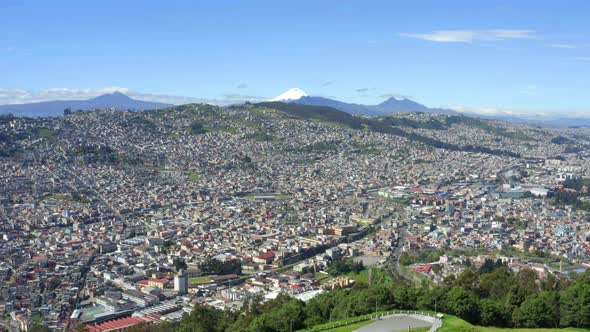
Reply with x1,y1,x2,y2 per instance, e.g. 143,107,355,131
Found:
29,324,50,332
513,291,560,328
190,121,207,134
199,258,242,275
479,266,514,300
177,304,234,332
540,273,558,291
477,259,496,274
443,274,456,286
479,299,511,327
506,269,538,308
445,286,479,322
560,281,590,327
175,259,188,272
417,286,449,313
455,268,479,293
393,287,422,310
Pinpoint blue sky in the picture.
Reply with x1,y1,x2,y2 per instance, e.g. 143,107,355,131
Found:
1,0,590,116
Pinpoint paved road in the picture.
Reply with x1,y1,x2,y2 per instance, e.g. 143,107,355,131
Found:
66,253,96,331
355,315,432,332
385,227,413,282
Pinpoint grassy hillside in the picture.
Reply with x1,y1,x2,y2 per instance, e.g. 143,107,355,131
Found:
318,320,372,332
255,102,520,157
323,321,428,332
298,313,589,332
439,315,590,332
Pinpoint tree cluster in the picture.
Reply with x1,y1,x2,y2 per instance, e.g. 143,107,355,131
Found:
399,250,442,266
131,265,590,332
327,259,364,276
199,258,242,275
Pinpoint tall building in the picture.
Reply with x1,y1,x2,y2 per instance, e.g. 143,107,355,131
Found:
174,270,188,295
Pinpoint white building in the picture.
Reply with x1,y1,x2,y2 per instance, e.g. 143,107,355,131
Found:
174,270,188,295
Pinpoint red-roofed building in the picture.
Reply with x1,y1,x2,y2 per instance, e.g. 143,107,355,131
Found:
147,279,169,289
136,280,149,287
253,250,275,264
410,264,432,274
84,316,150,332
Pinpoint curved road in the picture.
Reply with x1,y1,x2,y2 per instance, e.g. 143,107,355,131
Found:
385,227,411,281
355,315,432,332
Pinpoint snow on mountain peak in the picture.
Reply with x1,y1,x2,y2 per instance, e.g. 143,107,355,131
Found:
270,88,308,101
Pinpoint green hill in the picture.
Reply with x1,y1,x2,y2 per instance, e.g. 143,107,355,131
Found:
439,314,590,332
254,102,520,157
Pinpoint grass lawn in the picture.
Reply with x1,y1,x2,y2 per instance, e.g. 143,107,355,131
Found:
347,267,392,287
299,312,590,332
188,276,211,284
188,171,200,181
41,194,69,201
314,272,331,282
321,320,372,332
439,315,590,332
297,316,374,332
37,128,55,138
307,317,430,332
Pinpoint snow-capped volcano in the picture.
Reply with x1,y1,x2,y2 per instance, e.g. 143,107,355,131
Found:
270,88,308,101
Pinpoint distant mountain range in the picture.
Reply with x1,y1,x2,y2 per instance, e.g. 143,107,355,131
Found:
1,88,588,127
0,92,171,117
269,88,442,116
294,95,450,116
268,88,590,127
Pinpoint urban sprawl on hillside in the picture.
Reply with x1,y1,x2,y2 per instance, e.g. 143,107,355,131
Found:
0,103,589,331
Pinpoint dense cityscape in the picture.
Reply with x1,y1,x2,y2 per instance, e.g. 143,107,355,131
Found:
1,100,590,331
3,2,590,331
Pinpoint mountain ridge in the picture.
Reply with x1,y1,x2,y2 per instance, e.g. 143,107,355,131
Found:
268,88,587,126
0,92,172,117
265,88,455,116
292,94,455,116
2,89,588,127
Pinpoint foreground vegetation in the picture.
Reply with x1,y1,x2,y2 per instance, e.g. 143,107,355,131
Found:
120,260,590,332
321,321,372,332
439,314,590,332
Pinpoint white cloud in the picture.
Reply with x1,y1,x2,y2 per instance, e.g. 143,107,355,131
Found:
221,94,266,103
572,57,590,61
0,87,268,106
445,105,553,118
445,105,590,119
128,92,214,105
399,29,535,43
0,87,131,105
446,105,515,116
